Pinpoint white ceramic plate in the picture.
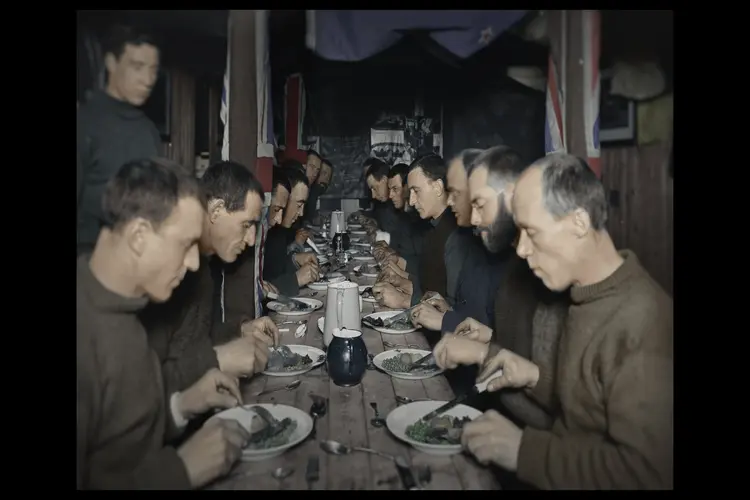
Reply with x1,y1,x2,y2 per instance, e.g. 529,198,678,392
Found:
386,401,482,456
267,297,323,316
353,242,370,248
262,344,326,377
354,255,374,261
307,273,346,291
351,230,367,235
362,310,418,334
359,285,376,303
373,348,443,380
317,316,325,333
348,223,362,229
215,404,313,461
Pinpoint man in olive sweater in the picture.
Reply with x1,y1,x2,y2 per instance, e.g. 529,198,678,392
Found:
141,161,279,396
77,26,163,254
77,159,250,489
436,153,673,489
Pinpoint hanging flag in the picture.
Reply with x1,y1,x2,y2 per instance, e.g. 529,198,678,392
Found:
306,10,526,62
545,53,565,155
581,10,601,178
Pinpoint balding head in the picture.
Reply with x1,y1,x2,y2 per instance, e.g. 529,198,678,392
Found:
512,153,608,291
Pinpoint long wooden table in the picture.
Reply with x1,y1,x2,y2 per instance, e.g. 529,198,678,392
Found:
211,264,499,490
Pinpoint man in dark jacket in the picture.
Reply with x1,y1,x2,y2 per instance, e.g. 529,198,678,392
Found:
77,26,163,254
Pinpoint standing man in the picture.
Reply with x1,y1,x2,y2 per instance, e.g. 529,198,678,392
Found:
78,159,250,489
78,25,163,255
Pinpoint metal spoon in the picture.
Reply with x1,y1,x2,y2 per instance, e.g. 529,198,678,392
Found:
395,396,431,405
309,395,328,439
320,440,396,461
369,402,386,428
251,379,301,398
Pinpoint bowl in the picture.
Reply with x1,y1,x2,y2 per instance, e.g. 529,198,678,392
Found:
385,400,482,456
214,403,313,461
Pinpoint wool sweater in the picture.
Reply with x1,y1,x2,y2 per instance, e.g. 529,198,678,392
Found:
517,250,673,490
77,256,190,489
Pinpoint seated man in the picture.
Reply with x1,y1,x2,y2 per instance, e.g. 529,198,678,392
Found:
141,161,280,397
373,155,478,317
302,156,332,225
371,163,429,272
78,158,250,489
263,164,319,294
434,153,673,490
360,158,400,234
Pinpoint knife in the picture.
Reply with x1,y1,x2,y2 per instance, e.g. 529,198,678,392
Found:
406,352,435,372
419,370,504,422
382,305,419,328
305,455,319,490
267,292,308,309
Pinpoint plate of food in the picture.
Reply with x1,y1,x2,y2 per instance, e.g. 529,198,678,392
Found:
386,401,481,456
263,344,326,377
348,223,362,229
373,349,443,380
352,242,370,248
351,230,367,236
359,285,376,303
362,310,418,334
307,272,346,291
267,297,323,316
354,263,379,278
353,255,374,262
215,404,313,461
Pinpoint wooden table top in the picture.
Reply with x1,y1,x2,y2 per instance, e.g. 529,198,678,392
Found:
210,262,499,490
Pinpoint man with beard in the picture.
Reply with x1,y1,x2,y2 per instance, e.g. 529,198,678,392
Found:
302,158,333,224
373,155,477,315
435,153,672,489
141,161,280,398
263,165,319,293
78,159,250,489
78,26,163,254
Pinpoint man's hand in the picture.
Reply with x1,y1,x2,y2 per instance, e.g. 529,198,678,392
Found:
453,317,493,343
421,291,452,313
294,228,312,246
461,409,523,472
260,281,279,299
372,282,411,309
177,418,250,489
476,348,540,392
373,245,395,262
296,263,320,286
214,337,269,377
409,302,445,331
241,316,279,347
377,262,409,288
177,368,242,420
294,252,318,267
433,335,491,370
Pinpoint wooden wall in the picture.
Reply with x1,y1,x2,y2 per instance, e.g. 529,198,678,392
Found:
163,68,197,173
601,141,673,296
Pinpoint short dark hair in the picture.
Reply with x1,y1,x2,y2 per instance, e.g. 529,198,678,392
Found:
102,158,204,231
408,154,447,185
453,149,485,173
283,165,309,189
530,153,608,231
387,163,409,184
321,158,334,170
363,157,383,170
366,160,390,181
103,25,159,60
272,167,291,195
468,145,526,190
307,150,321,160
200,161,264,212
281,158,305,176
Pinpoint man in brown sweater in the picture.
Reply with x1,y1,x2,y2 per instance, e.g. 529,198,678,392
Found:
141,161,279,396
78,159,251,489
438,153,673,489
